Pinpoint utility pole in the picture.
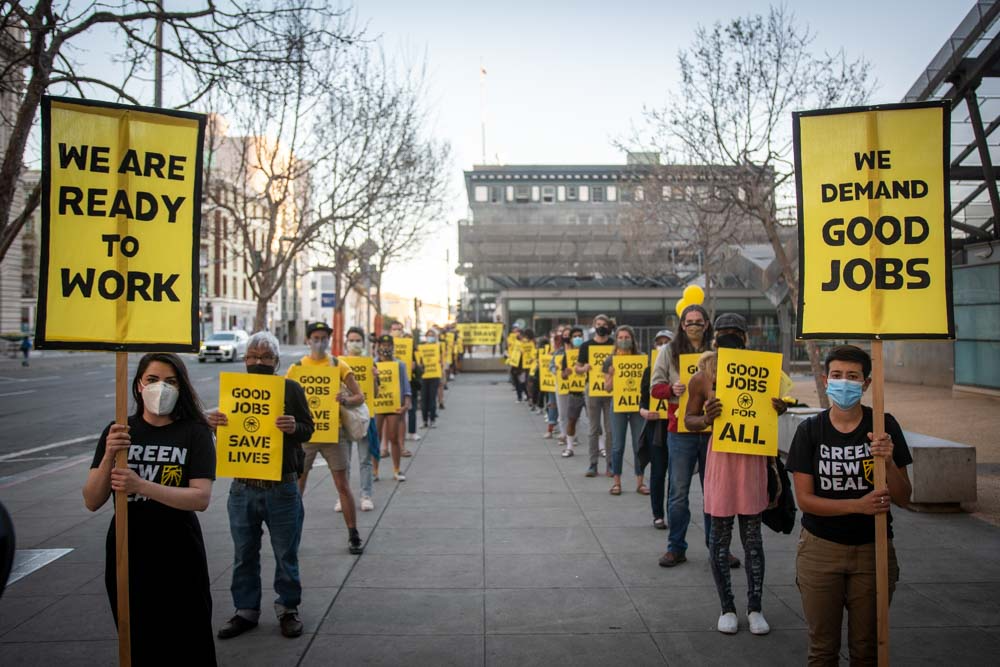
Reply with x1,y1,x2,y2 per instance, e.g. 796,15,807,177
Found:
154,1,164,107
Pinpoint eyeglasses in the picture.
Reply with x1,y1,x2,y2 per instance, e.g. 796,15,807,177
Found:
683,321,705,328
246,353,276,363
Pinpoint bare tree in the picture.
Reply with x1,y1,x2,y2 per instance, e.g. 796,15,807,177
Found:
0,0,350,260
639,4,875,405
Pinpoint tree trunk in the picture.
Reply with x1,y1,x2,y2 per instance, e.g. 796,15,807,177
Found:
253,297,268,333
332,267,344,355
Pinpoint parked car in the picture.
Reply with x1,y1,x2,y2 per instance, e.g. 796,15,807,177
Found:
198,330,249,363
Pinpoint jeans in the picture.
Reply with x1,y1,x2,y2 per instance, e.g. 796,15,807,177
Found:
586,395,612,466
556,392,569,436
666,431,712,554
344,439,373,497
545,393,559,426
227,480,304,614
610,410,645,476
421,378,440,423
709,514,764,614
649,434,668,521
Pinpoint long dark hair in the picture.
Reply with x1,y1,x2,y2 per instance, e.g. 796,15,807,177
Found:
132,352,208,425
671,304,713,369
614,324,642,355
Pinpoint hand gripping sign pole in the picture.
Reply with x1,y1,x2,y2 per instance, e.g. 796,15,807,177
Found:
794,101,952,666
35,97,206,666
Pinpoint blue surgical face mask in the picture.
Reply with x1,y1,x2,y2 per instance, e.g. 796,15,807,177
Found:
826,379,864,410
571,336,583,347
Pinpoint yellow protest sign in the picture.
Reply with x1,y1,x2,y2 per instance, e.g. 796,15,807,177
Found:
521,341,537,368
712,348,782,457
443,335,455,364
393,336,413,379
794,102,953,339
419,343,442,379
374,361,401,414
287,365,340,443
216,372,285,480
677,353,708,433
457,322,503,346
507,341,522,367
506,332,520,363
649,347,670,418
340,356,374,412
613,355,647,413
587,345,613,397
565,349,587,393
539,353,556,392
35,97,206,351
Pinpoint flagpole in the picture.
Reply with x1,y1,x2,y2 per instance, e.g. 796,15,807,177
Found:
479,58,487,164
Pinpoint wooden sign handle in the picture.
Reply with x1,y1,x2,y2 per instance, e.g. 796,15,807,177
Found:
871,340,889,666
114,351,131,667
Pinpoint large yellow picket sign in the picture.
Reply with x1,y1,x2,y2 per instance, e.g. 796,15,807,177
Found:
587,345,613,397
712,349,782,457
393,336,413,379
340,356,374,412
649,348,670,418
36,97,205,351
419,343,442,379
374,361,401,414
794,102,953,338
677,353,708,433
457,322,503,346
612,355,646,413
539,353,556,392
216,372,285,480
287,365,340,443
565,349,587,393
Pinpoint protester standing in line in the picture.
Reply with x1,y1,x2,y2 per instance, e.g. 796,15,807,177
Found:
418,329,441,428
340,327,377,502
559,325,587,458
83,352,217,664
685,314,787,636
544,328,566,440
390,321,421,447
639,328,673,529
209,332,315,639
602,325,648,496
373,334,413,484
575,314,614,476
787,344,911,665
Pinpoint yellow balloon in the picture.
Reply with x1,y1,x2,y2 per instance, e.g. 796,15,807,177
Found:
683,285,705,305
675,298,690,318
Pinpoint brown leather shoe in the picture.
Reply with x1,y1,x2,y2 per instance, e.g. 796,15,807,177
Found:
279,611,303,638
658,551,687,567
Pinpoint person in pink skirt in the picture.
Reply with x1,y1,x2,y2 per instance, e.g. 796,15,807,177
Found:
684,313,787,636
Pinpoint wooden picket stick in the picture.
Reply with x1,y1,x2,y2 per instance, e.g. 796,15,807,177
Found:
114,351,131,667
871,340,889,666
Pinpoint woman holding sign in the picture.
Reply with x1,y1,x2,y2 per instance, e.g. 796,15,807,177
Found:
602,325,647,496
83,353,216,665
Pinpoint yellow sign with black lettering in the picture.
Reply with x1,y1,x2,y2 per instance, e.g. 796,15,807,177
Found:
613,355,647,413
35,97,206,351
587,345,613,397
287,365,341,443
521,341,536,368
457,322,503,346
418,343,442,379
712,348,782,457
565,349,586,393
393,336,413,379
216,372,285,480
794,102,953,339
340,356,374,412
649,348,670,419
374,361,400,414
539,353,556,392
507,341,522,368
677,353,707,433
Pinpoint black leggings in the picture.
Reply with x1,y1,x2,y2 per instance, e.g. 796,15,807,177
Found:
421,378,440,423
709,514,764,614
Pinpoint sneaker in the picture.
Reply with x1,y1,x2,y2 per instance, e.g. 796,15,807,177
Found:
748,611,770,635
543,431,553,439
218,614,258,639
360,496,374,511
407,433,422,442
279,611,304,638
348,534,365,555
334,499,342,513
658,551,687,567
393,471,407,481
599,449,607,457
373,468,380,481
429,421,436,428
585,465,598,477
717,612,738,635
729,554,741,569
561,448,574,457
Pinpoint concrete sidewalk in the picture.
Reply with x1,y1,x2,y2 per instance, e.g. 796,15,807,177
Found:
1,372,999,665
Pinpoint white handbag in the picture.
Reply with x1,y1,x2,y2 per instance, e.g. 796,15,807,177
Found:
339,388,370,441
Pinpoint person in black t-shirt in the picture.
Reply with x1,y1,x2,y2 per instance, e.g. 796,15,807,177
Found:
83,352,217,666
575,314,614,476
786,345,912,666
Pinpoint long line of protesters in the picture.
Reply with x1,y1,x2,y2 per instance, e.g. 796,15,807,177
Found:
82,320,457,665
504,310,912,665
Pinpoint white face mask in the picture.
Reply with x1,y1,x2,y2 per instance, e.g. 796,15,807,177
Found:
141,381,179,416
346,341,365,356
309,339,329,355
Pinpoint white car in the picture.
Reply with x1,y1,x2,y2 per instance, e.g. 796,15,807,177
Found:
198,330,249,363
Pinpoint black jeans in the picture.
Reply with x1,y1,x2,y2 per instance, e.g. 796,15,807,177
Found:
421,378,440,424
649,439,668,521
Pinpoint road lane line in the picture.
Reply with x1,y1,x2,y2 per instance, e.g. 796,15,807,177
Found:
0,375,62,384
0,389,36,398
0,434,99,462
0,454,92,488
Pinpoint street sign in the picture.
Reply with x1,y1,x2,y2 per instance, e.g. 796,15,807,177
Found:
321,292,336,308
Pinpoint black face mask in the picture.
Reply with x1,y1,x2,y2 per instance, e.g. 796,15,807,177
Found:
247,363,276,375
715,333,745,350
378,347,393,359
595,326,610,337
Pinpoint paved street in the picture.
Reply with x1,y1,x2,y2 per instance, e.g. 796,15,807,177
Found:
1,369,999,665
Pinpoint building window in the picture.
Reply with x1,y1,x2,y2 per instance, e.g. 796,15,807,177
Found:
541,185,555,203
505,185,514,202
474,185,488,202
634,186,644,201
591,186,605,202
607,186,617,202
490,186,503,203
514,185,531,202
566,185,578,201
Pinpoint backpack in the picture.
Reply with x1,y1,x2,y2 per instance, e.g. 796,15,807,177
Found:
762,412,805,535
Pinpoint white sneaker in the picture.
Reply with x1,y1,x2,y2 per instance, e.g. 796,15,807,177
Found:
748,611,770,635
334,499,343,513
393,472,406,482
406,433,422,442
599,449,607,457
360,497,375,512
717,612,738,634
561,448,574,458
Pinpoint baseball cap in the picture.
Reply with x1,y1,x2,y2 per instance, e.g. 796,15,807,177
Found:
713,313,748,333
377,334,394,345
654,329,673,341
306,321,332,337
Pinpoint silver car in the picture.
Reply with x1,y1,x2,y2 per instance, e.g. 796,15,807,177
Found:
198,330,249,363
